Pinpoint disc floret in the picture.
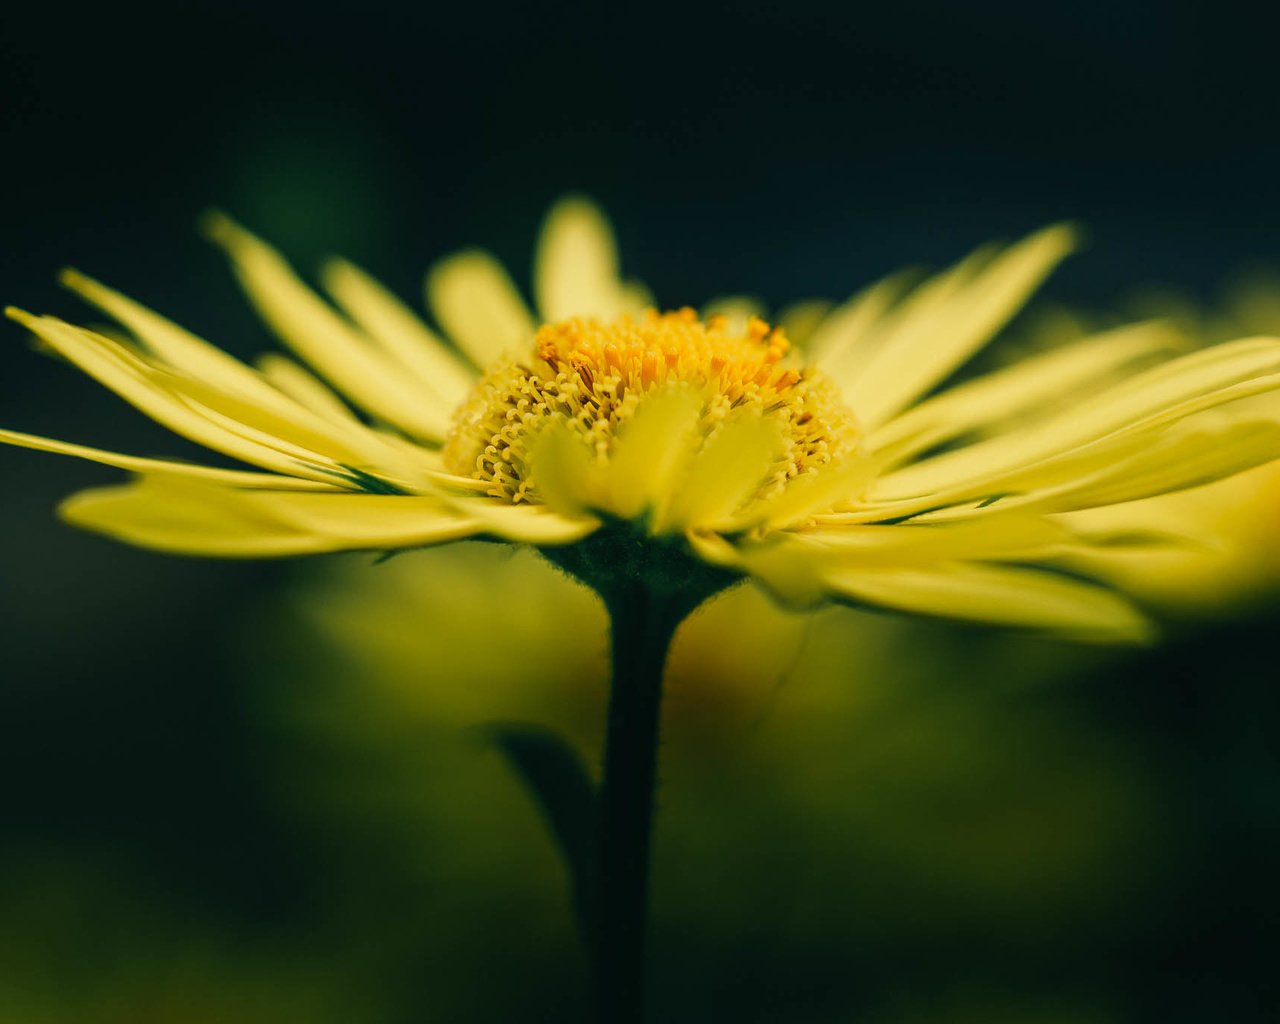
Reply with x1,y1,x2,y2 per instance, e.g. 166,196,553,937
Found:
442,308,860,510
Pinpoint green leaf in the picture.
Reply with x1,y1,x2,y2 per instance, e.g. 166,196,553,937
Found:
485,723,599,936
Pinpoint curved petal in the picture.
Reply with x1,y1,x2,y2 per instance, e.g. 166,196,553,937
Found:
60,269,315,419
441,498,600,545
821,561,1154,642
426,249,535,369
961,415,1280,517
321,257,476,406
713,514,1069,605
605,387,703,521
524,420,604,515
653,414,786,533
871,337,1280,506
0,429,336,489
796,513,1072,563
255,353,363,426
204,213,453,442
535,197,634,322
750,454,881,530
39,276,452,478
837,226,1077,430
60,477,482,557
866,321,1183,461
141,360,432,480
52,276,407,460
6,309,344,483
805,271,916,367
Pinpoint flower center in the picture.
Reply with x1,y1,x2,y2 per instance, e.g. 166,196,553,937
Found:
443,308,860,506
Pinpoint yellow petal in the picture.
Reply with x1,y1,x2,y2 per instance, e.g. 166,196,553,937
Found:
204,213,453,441
60,269,308,418
998,416,1280,515
140,359,428,481
751,454,881,531
524,420,604,516
798,513,1071,564
1041,336,1280,439
426,249,535,369
687,532,833,607
820,561,1154,642
40,307,430,486
49,275,441,476
0,429,335,489
867,321,1182,461
256,353,362,426
60,477,481,557
534,197,632,322
872,336,1280,505
440,497,600,545
605,387,703,521
1052,482,1275,611
805,270,917,367
6,309,341,483
654,414,786,532
321,257,476,406
846,226,1077,429
714,515,1069,609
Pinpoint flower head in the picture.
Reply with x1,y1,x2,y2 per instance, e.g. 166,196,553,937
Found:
447,307,859,527
7,198,1280,641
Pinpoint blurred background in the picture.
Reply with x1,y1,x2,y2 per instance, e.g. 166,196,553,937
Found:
1,2,1278,1021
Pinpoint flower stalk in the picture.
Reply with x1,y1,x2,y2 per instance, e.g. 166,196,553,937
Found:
539,527,737,1021
592,579,685,1023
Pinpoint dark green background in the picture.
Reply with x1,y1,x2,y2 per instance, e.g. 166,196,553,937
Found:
1,2,1277,1021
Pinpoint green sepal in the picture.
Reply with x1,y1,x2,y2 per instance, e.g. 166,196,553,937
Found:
540,518,738,621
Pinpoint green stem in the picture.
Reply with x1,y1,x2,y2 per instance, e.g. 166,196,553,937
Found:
592,579,686,1024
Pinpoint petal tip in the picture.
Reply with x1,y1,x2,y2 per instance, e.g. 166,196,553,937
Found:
200,209,245,249
58,267,89,290
1042,220,1084,254
55,485,103,525
318,256,354,286
427,247,489,284
58,268,111,307
546,192,606,222
5,306,37,328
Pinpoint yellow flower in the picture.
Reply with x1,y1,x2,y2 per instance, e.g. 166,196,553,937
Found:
7,198,1280,641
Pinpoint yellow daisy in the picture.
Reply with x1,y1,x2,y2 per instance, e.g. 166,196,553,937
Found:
13,197,1280,1021
6,198,1280,642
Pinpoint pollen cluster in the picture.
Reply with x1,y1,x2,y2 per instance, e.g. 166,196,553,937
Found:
442,308,860,505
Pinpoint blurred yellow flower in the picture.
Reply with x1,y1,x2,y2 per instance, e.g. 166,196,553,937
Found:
286,542,812,752
7,199,1280,639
